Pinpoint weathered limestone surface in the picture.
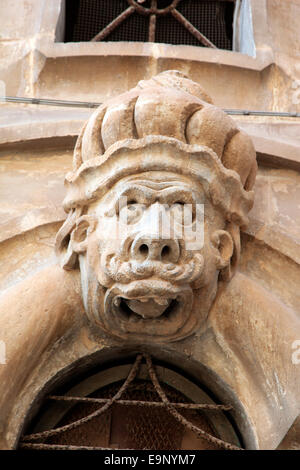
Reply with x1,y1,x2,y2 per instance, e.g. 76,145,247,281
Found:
0,71,299,451
0,106,91,144
0,0,300,451
0,0,299,113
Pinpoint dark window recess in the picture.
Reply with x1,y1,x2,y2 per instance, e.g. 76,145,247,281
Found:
64,0,234,50
19,354,242,450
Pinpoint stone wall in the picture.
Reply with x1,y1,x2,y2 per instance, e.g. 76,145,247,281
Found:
0,0,299,112
0,0,299,451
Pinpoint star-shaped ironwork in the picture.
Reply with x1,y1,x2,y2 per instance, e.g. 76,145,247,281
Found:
91,0,217,48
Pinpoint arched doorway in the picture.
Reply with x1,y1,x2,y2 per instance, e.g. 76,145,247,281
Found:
19,354,242,450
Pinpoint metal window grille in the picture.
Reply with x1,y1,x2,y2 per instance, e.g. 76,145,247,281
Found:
64,0,234,50
19,354,242,450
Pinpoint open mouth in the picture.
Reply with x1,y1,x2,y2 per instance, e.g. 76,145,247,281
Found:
116,296,179,321
103,280,194,340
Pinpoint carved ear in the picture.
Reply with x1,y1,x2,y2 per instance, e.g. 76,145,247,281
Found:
55,212,97,270
70,216,97,254
211,229,234,272
219,222,241,282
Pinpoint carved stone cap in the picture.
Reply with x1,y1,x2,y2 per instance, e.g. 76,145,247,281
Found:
64,136,254,229
69,70,257,196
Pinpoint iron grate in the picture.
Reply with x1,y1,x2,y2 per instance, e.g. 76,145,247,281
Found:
19,354,242,450
64,0,234,50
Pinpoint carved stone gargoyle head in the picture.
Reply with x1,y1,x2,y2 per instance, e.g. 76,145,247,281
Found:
55,71,257,343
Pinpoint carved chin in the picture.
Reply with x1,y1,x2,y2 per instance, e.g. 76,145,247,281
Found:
102,280,195,342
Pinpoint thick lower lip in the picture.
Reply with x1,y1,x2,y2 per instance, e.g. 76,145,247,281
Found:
103,280,194,341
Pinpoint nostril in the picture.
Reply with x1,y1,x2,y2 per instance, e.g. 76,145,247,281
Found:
139,244,149,257
161,245,170,260
132,238,179,263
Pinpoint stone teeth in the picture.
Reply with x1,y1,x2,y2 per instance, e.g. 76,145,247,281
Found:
113,297,121,307
154,298,169,306
139,298,149,303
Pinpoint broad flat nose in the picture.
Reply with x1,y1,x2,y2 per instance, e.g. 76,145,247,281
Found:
131,235,180,263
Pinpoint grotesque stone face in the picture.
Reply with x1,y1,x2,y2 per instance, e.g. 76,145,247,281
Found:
71,170,233,342
56,70,257,343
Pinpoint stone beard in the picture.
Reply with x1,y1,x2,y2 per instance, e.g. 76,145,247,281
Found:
56,71,256,344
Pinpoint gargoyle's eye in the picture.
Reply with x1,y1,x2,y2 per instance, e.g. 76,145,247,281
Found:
170,202,195,225
119,201,145,224
127,200,137,211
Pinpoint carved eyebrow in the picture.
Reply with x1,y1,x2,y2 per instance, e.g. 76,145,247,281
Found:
158,188,198,205
123,179,184,190
114,185,156,212
105,184,201,216
117,184,200,206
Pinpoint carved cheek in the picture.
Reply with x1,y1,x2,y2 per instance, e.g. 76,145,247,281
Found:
83,234,100,272
196,239,218,279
